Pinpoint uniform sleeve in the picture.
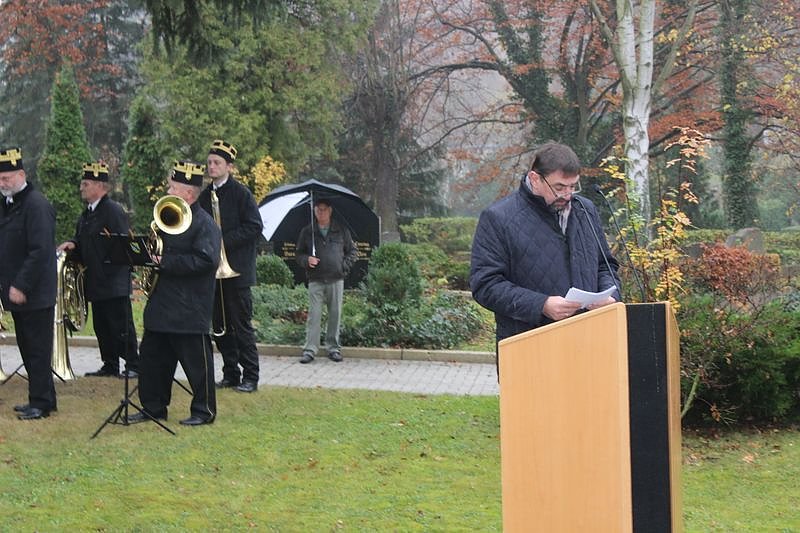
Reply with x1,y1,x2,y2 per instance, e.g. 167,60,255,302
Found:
14,198,56,295
224,187,263,251
160,220,221,276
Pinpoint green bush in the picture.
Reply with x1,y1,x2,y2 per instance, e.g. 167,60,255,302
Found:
256,254,295,287
251,285,308,344
399,217,477,254
404,243,451,281
365,243,423,306
679,295,800,423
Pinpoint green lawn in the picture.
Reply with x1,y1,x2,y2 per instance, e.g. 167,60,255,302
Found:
1,376,798,530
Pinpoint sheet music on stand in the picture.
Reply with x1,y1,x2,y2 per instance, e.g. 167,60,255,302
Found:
100,233,156,267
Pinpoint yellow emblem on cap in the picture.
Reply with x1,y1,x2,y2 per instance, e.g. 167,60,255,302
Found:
0,148,23,167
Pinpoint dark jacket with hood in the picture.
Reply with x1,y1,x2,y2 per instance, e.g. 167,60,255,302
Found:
470,177,621,342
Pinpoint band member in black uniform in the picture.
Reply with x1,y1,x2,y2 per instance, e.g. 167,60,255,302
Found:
199,140,263,393
127,161,221,426
0,147,58,420
57,162,140,378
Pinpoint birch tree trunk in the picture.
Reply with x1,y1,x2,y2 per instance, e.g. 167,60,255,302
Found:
590,0,698,227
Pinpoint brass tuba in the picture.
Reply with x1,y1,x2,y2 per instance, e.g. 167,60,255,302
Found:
210,189,239,336
139,194,192,297
53,250,87,381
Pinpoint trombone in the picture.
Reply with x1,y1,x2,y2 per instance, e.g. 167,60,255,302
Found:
210,189,239,336
139,195,193,297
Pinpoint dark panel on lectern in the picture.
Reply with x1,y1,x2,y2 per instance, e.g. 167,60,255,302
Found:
627,303,672,533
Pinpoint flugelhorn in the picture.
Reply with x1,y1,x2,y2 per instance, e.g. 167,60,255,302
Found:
139,194,192,297
210,189,239,336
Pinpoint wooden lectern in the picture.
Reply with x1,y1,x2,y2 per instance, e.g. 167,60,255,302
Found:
498,302,682,532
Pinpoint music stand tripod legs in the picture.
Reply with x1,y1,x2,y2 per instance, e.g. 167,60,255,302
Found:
91,362,174,438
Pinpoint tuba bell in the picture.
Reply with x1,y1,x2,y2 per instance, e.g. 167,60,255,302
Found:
138,194,192,297
52,250,87,381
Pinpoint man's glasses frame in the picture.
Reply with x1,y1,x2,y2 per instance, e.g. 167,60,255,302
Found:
535,172,581,198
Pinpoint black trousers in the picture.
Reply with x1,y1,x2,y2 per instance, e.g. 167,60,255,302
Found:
92,296,140,372
12,306,57,411
138,330,216,421
213,282,259,383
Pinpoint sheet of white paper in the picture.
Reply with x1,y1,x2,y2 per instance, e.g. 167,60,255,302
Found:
564,285,617,309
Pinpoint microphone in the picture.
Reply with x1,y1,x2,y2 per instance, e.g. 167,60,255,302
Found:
590,184,647,302
573,195,621,298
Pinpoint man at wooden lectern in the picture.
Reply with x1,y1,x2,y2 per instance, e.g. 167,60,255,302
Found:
469,141,621,346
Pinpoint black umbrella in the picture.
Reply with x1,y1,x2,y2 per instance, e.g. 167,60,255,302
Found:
259,179,380,287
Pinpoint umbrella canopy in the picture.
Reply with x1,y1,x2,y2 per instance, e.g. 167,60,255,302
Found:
259,179,380,287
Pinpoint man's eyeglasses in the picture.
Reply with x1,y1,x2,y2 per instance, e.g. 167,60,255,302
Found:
540,174,581,198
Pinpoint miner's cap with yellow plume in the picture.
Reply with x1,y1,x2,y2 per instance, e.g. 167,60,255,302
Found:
83,162,109,182
209,139,237,163
171,160,206,187
0,147,24,172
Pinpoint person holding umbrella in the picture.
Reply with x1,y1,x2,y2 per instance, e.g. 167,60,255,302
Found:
295,197,357,363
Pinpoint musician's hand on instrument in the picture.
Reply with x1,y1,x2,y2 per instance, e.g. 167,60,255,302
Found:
308,256,320,268
9,286,26,305
57,241,75,252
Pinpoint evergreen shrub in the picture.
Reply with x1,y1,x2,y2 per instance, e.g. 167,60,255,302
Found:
256,254,295,287
399,217,477,254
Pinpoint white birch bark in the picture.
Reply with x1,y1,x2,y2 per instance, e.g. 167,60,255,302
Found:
590,0,698,226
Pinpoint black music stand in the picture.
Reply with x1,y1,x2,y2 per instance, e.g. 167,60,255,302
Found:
91,233,174,438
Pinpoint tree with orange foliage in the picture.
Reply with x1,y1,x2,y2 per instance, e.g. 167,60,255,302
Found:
0,1,144,171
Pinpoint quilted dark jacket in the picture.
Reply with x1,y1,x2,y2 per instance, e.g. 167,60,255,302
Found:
470,178,621,341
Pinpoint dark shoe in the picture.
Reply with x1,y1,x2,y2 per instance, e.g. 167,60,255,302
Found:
125,412,166,424
85,367,120,377
299,352,314,364
120,369,139,379
17,406,50,420
179,416,213,426
236,381,258,393
215,377,240,389
328,351,343,362
14,403,57,413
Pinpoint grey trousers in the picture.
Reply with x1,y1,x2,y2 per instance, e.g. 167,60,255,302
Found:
303,279,344,355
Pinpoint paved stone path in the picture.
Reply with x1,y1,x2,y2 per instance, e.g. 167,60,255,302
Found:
0,342,499,397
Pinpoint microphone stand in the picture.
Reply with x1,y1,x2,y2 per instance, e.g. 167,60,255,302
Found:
591,184,647,302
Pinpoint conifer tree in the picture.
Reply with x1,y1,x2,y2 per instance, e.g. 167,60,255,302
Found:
38,64,92,243
120,97,171,232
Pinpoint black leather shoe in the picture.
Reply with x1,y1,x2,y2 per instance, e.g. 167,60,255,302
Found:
17,406,50,420
299,352,314,364
14,403,57,413
126,412,166,424
235,381,257,393
120,369,139,379
328,351,343,362
85,367,120,377
179,416,213,426
215,377,240,389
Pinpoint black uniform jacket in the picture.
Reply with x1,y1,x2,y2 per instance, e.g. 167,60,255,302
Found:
69,194,132,302
143,203,221,335
198,178,263,288
0,183,57,312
